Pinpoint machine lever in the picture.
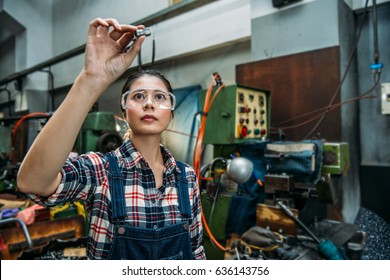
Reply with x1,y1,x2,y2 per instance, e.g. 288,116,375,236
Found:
277,201,321,244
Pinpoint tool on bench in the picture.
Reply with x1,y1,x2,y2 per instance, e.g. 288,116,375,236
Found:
277,201,348,260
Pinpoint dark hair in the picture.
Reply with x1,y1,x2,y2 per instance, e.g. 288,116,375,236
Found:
120,69,174,113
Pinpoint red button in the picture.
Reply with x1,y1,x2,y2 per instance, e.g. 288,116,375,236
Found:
241,126,248,137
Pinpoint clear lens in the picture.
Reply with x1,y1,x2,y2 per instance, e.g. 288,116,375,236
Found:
121,89,176,110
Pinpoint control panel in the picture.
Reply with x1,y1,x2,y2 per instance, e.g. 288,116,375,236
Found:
200,84,270,144
235,86,269,140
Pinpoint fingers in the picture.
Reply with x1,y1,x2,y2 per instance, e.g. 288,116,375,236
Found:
96,18,121,36
89,17,137,37
109,24,137,42
86,17,146,67
103,18,122,31
90,18,142,50
117,24,146,49
123,36,145,65
110,24,147,49
117,33,134,49
88,17,109,36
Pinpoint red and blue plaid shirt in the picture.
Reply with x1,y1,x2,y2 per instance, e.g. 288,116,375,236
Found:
27,140,206,259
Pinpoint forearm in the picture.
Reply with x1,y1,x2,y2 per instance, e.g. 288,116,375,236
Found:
17,72,108,196
17,18,144,196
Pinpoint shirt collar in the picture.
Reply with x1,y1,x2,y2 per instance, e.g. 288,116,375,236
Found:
118,139,178,173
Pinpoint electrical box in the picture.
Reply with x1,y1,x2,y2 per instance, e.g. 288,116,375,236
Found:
381,83,390,115
200,84,271,144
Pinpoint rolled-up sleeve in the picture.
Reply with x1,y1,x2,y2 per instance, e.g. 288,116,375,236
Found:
26,152,107,207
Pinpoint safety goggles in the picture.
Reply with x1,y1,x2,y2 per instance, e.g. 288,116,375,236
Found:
121,88,176,111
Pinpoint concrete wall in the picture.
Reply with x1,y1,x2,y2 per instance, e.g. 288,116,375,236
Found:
357,2,390,223
1,0,53,70
251,0,339,60
358,2,390,166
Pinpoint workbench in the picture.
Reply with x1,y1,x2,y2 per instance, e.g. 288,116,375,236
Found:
0,215,85,260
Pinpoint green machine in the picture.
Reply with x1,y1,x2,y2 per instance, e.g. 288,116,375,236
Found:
0,126,11,155
322,142,350,175
0,125,16,192
77,112,123,154
199,84,271,259
200,84,271,145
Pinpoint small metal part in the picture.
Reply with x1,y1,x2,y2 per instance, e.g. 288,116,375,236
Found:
118,227,125,234
264,174,295,194
277,201,321,244
0,218,33,249
124,28,152,52
135,28,151,38
235,247,241,260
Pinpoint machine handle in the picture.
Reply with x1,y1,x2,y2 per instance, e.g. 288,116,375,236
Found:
0,217,33,250
277,201,321,244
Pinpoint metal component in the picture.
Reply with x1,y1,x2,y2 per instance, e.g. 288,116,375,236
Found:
77,112,122,154
277,201,321,244
322,142,350,175
0,218,33,250
264,174,295,194
96,132,123,154
235,247,240,260
226,157,253,184
0,126,12,154
135,28,151,38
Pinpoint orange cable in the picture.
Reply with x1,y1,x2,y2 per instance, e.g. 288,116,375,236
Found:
194,81,228,252
11,112,50,144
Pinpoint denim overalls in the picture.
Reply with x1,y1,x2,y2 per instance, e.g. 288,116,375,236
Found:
105,153,193,260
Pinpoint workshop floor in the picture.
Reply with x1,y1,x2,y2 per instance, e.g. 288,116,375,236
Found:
354,207,390,260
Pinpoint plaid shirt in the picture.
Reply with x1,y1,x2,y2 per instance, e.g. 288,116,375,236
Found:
27,140,206,260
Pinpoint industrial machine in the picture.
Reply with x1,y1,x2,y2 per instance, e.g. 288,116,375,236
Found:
199,82,363,260
198,83,271,259
0,111,122,259
76,111,123,154
0,125,16,192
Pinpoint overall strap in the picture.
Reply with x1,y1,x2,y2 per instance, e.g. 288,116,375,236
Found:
106,152,127,220
175,161,192,219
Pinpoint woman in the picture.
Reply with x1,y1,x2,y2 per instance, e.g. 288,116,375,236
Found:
17,18,205,260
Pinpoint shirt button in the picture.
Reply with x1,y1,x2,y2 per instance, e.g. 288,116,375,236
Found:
151,199,156,204
153,225,158,229
118,227,125,235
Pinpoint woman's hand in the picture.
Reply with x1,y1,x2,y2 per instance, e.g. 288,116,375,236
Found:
82,17,145,87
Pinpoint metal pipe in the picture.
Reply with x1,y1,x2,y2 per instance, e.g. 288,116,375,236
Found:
39,70,55,112
0,218,33,250
372,0,379,64
0,88,12,116
0,114,51,123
